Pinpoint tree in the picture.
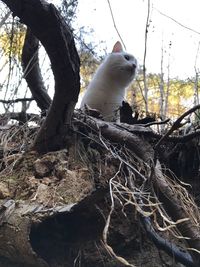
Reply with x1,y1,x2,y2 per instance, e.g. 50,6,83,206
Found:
1,0,80,153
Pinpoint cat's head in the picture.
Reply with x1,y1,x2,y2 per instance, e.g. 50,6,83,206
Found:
105,41,137,88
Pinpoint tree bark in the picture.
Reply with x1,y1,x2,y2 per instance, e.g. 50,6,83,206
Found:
1,0,80,153
0,187,106,267
0,200,48,267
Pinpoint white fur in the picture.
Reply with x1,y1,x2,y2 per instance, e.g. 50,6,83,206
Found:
80,43,137,121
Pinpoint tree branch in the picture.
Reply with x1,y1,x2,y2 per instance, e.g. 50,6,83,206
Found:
155,105,200,150
22,27,52,112
0,97,34,104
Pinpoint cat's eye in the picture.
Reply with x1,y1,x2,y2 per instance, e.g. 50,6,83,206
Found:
124,55,130,61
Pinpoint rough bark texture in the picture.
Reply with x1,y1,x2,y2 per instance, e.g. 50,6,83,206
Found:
22,27,52,113
75,112,154,162
1,0,80,153
0,200,48,267
0,197,105,267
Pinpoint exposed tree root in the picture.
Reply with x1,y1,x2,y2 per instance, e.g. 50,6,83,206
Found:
0,111,199,266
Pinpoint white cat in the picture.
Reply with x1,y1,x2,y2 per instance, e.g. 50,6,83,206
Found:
80,41,137,121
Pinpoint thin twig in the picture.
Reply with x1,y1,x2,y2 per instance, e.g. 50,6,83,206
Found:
154,104,200,150
0,98,34,104
143,0,151,113
154,7,200,36
143,118,170,127
0,10,11,28
106,0,126,50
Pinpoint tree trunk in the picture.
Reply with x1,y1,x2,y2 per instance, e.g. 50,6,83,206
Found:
143,0,150,114
159,40,164,120
1,0,80,153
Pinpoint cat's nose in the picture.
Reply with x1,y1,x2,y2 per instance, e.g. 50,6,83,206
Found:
132,63,137,69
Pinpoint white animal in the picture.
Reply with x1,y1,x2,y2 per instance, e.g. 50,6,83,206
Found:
80,41,137,121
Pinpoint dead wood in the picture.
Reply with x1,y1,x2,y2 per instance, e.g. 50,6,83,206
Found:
0,199,48,267
116,123,200,143
0,195,106,267
155,104,200,150
75,111,200,266
0,98,34,104
74,111,154,163
120,101,156,125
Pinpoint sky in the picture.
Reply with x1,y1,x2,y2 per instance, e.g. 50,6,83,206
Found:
75,0,200,79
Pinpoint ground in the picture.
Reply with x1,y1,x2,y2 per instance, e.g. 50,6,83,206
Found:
0,123,192,267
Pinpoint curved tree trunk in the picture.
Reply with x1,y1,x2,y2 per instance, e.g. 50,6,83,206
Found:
1,0,80,153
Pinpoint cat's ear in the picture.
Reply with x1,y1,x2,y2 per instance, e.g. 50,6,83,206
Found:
112,41,123,53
